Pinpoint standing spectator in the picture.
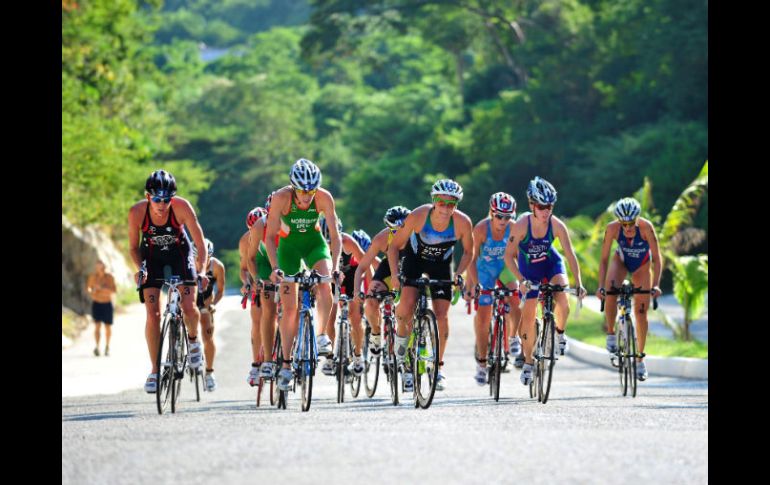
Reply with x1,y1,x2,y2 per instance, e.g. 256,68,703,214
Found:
86,259,117,356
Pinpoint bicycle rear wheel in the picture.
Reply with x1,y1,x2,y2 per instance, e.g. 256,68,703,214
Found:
363,324,380,398
414,310,440,409
156,315,173,415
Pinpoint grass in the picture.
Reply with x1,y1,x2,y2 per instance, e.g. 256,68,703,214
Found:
565,298,708,359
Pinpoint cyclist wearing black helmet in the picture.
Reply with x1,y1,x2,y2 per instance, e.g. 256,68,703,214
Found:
128,169,210,394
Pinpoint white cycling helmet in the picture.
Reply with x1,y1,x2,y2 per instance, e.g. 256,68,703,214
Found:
489,192,516,215
614,197,641,222
431,178,463,201
290,158,322,191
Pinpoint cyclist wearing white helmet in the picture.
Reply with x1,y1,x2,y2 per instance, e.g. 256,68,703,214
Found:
596,197,663,381
195,238,226,391
466,192,523,386
242,205,273,386
317,216,372,377
388,179,475,392
354,206,410,357
503,176,586,387
265,158,343,392
127,169,210,394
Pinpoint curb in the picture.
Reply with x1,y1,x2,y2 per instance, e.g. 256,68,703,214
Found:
569,338,708,380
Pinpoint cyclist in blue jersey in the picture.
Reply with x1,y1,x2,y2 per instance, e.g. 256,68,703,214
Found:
596,197,663,381
503,177,586,386
467,192,522,386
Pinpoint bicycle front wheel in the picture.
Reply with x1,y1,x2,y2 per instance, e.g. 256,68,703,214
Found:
529,318,541,400
492,317,503,402
300,315,314,412
539,316,556,404
336,324,346,404
629,322,638,398
363,324,380,398
618,321,628,396
414,310,440,409
171,319,186,413
155,315,173,415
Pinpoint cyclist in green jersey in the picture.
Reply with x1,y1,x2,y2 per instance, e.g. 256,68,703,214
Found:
265,159,343,391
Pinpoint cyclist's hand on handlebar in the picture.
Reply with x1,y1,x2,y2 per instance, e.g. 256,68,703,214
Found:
392,275,401,292
576,285,587,299
199,274,210,291
241,283,251,296
596,287,605,300
333,270,344,286
651,286,662,299
135,270,148,286
270,268,284,284
519,279,532,295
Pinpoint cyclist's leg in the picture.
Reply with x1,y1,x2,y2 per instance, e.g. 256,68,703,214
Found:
550,273,570,332
604,252,627,334
180,284,201,340
279,282,300,368
474,303,492,362
631,260,652,360
431,296,451,366
395,286,417,342
475,267,497,364
142,287,162,373
499,267,521,344
520,298,538,365
260,282,277,361
311,257,334,341
248,295,262,364
365,280,388,335
344,268,364,355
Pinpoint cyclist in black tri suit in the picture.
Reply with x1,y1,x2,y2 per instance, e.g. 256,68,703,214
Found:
128,170,210,394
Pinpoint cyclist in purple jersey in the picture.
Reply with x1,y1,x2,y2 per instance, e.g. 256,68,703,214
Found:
596,197,663,381
503,177,585,386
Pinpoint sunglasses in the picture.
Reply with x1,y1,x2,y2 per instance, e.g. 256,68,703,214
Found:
295,188,318,196
533,203,553,211
620,220,637,227
433,196,458,208
151,196,172,204
493,213,513,221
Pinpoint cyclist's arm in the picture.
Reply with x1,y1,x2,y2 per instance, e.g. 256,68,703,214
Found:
127,202,146,281
175,198,208,274
466,221,486,288
354,230,385,294
264,189,287,273
211,258,226,305
503,220,527,284
597,223,617,294
317,190,342,274
642,219,663,291
246,219,264,283
453,210,475,278
387,207,424,286
553,217,582,290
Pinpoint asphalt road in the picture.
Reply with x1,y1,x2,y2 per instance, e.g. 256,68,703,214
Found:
62,295,708,484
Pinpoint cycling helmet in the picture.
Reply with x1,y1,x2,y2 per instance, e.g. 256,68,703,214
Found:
383,205,411,228
430,179,463,201
145,169,177,197
290,158,322,191
614,197,642,222
526,176,557,205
